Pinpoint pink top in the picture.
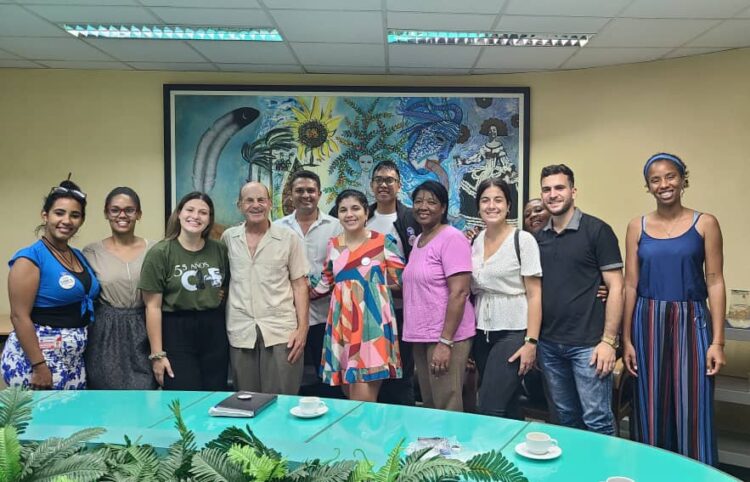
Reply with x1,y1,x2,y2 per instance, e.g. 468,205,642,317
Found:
402,225,476,343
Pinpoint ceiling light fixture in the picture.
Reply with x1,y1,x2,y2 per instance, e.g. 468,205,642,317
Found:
387,30,591,47
63,24,283,42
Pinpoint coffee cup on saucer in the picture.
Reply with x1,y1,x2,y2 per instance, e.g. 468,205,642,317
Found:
524,432,558,455
297,396,325,415
605,477,634,482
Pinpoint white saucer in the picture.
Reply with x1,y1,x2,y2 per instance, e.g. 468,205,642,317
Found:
514,442,562,460
290,404,328,419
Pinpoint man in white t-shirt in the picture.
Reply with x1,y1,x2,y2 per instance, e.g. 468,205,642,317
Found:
275,170,342,396
366,160,421,405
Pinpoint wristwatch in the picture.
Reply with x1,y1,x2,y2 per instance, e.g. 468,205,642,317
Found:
438,337,454,348
601,335,620,349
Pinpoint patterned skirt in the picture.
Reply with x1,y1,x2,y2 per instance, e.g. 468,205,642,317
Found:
631,297,716,465
1,324,87,389
85,304,156,390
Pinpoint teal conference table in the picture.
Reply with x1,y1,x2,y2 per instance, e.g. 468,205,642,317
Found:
20,391,738,482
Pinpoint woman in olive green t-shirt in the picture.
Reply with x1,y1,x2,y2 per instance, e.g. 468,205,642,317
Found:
139,192,229,391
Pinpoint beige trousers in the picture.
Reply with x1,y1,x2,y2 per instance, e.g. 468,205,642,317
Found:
413,339,472,412
230,327,303,395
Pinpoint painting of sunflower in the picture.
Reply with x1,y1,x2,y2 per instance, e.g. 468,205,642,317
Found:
288,96,342,165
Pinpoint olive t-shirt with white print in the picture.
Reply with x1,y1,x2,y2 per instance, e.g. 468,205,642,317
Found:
138,238,228,312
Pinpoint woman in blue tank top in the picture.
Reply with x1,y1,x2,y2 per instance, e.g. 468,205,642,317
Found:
622,153,726,465
1,179,100,389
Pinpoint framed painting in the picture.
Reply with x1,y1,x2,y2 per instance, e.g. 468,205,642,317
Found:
164,84,530,233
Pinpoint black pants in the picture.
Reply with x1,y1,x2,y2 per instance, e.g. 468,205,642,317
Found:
473,329,525,419
378,308,415,406
161,308,228,391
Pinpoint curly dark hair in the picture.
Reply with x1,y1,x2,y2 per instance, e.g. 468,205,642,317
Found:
479,118,508,137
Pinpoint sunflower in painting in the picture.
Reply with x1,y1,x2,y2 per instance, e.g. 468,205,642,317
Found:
288,97,342,164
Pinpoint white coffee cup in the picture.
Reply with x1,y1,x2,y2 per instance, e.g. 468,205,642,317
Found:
606,477,635,482
298,396,324,414
524,431,558,455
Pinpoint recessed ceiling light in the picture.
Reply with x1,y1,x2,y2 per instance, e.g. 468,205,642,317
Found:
63,24,283,42
387,30,591,47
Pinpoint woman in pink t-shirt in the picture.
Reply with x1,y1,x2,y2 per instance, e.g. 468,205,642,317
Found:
402,180,476,412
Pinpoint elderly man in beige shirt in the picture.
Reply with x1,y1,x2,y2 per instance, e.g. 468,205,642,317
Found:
222,181,310,394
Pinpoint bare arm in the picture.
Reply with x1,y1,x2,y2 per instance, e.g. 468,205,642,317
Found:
701,214,726,375
288,276,309,364
143,291,172,386
431,272,471,376
590,268,624,377
508,275,541,375
8,259,52,389
622,218,642,376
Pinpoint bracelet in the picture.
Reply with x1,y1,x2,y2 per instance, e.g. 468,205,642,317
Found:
711,342,725,347
438,337,454,348
148,351,167,361
31,360,46,369
601,335,620,349
524,336,538,345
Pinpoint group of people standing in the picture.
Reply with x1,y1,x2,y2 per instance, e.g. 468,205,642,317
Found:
1,152,726,466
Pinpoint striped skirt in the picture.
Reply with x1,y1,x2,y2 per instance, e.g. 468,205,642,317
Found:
631,297,716,465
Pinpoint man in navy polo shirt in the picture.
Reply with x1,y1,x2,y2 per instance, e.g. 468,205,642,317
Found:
535,164,624,435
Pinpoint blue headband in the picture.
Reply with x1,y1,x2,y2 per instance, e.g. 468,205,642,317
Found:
643,153,685,181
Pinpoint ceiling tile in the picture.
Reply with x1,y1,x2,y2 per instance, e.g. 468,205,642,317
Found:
37,60,132,69
216,63,303,72
27,5,159,24
149,7,273,27
477,46,577,68
687,19,750,47
495,15,609,33
270,10,383,43
589,18,720,47
306,65,386,74
620,0,750,19
504,0,632,17
263,0,380,9
15,0,138,4
389,45,481,68
0,59,43,68
388,12,496,30
0,5,67,37
292,42,384,67
389,66,471,75
563,47,672,68
129,61,217,71
0,37,113,60
0,48,20,59
473,67,546,73
188,41,296,64
662,47,733,59
387,0,505,14
736,6,750,17
139,0,260,7
86,38,205,62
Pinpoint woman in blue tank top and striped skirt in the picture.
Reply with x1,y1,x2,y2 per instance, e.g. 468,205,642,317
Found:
622,153,726,465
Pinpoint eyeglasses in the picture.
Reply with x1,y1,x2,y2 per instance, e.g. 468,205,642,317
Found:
372,176,399,186
49,186,86,201
107,206,138,217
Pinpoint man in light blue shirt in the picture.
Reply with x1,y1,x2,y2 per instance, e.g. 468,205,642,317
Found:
275,170,342,395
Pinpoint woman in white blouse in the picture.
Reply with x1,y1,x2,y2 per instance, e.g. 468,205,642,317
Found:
471,178,542,418
83,187,156,389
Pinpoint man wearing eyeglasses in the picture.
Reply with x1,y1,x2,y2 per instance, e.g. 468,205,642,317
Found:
366,160,421,406
222,181,310,395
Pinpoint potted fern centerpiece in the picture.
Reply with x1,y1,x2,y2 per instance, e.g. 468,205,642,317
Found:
0,388,528,481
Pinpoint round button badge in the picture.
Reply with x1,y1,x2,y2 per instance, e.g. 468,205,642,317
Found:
361,256,371,266
59,274,76,290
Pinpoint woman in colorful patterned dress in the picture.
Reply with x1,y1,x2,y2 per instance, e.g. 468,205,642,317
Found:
313,189,404,402
1,179,100,389
623,153,726,465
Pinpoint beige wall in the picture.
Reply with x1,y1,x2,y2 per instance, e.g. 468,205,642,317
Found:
1,49,748,364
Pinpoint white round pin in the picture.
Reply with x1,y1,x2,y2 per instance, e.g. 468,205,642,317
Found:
59,274,75,290
361,256,371,266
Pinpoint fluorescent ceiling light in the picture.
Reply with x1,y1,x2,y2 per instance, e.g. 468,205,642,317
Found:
63,24,283,42
388,30,591,47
